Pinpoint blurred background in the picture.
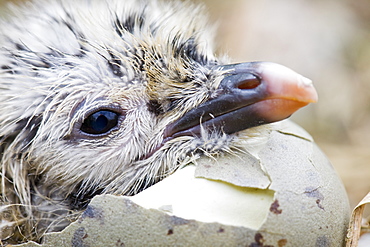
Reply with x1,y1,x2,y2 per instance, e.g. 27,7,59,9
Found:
0,0,369,212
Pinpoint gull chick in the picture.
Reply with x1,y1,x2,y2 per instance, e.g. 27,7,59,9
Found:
0,0,317,244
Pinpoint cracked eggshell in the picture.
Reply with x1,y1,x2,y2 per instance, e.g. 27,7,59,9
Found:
16,120,350,247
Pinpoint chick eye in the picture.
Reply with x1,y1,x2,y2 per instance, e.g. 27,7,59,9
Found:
80,110,120,135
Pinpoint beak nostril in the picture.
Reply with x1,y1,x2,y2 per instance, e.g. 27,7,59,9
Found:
237,77,261,90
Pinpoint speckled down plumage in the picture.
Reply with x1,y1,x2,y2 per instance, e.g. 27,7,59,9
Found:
0,0,273,244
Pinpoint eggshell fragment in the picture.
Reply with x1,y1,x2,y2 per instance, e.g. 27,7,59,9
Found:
131,165,275,230
15,120,350,247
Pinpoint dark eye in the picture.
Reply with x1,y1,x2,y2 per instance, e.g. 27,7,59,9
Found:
80,110,120,135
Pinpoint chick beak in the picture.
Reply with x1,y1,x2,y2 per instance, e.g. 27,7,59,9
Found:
164,62,318,141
